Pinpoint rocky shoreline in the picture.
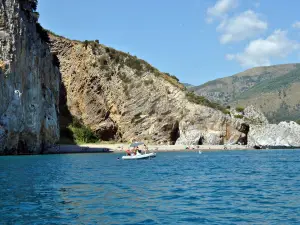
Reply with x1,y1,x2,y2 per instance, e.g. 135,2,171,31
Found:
41,143,300,155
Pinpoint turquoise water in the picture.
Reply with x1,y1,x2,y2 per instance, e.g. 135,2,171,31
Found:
1,150,300,224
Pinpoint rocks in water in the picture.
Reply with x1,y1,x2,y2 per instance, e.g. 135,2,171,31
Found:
248,121,300,148
0,0,60,154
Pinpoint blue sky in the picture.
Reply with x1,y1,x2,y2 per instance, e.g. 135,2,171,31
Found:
38,0,300,85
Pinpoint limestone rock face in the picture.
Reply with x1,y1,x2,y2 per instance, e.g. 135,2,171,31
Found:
50,35,248,145
245,106,300,148
0,0,60,154
248,121,300,148
244,105,269,125
176,107,248,145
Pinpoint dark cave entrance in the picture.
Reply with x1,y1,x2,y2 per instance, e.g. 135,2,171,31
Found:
170,121,180,144
197,136,204,145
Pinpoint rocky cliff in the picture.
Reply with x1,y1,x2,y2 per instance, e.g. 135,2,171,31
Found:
0,0,60,155
248,122,300,148
230,106,300,148
50,35,249,145
190,64,300,123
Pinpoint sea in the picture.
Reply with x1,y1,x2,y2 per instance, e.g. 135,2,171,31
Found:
1,150,300,224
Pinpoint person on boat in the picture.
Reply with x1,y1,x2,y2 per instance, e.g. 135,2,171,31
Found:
126,149,131,156
137,146,142,154
132,147,137,155
143,144,148,153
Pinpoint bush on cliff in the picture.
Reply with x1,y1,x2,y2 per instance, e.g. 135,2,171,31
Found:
68,119,98,144
234,115,244,119
186,91,226,112
236,106,245,113
36,23,50,43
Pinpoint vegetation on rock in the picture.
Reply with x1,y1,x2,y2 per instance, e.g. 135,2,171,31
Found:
67,119,98,144
234,115,244,119
186,91,227,112
191,64,300,123
235,107,245,113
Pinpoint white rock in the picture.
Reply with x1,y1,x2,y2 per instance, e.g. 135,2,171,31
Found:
248,121,300,148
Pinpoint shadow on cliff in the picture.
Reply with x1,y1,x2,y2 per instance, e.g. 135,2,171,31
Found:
59,82,76,144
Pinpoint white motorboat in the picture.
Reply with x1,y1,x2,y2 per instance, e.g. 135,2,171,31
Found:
122,142,156,160
122,152,156,160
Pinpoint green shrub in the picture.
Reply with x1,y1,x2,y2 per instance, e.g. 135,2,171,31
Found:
186,91,226,111
163,73,180,82
234,115,244,119
126,56,143,71
95,39,99,44
236,106,245,112
103,48,185,91
161,73,185,90
68,119,98,144
223,109,231,115
83,40,89,49
296,119,300,125
36,23,50,43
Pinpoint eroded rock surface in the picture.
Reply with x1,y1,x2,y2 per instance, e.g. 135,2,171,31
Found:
0,0,60,154
244,105,269,125
50,35,248,145
248,121,300,148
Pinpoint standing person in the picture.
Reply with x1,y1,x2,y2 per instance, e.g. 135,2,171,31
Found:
144,144,148,154
133,147,137,155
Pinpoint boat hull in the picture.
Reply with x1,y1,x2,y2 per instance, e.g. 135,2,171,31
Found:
122,152,156,160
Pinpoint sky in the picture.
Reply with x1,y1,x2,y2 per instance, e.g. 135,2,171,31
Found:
38,0,300,85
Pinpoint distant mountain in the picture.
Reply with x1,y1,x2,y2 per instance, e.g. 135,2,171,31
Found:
191,64,300,123
182,83,194,88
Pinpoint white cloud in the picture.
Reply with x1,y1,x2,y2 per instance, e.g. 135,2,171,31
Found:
226,30,300,67
292,21,300,29
207,0,238,22
217,10,267,44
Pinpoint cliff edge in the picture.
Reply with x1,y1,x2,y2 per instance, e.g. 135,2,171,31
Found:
0,0,60,154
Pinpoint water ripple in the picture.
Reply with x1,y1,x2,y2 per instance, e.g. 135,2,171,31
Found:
1,150,300,224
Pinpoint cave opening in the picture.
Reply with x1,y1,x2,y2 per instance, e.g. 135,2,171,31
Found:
170,121,180,144
198,136,204,145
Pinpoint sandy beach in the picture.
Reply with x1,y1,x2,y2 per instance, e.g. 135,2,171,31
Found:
79,143,251,153
45,143,251,154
